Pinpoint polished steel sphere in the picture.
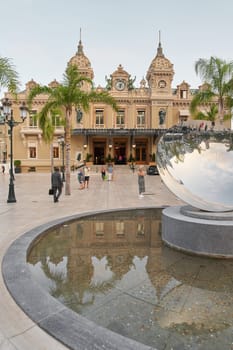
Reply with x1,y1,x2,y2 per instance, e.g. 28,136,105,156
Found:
156,128,233,212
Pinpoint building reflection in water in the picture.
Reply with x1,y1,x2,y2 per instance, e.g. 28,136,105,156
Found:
27,209,233,350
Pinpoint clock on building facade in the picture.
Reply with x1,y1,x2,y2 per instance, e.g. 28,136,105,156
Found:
115,79,126,91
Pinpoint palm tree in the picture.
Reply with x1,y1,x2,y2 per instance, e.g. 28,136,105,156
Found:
0,57,20,92
192,104,218,122
28,64,118,195
190,57,233,124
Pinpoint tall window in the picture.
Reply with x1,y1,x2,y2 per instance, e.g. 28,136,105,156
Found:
29,110,37,127
53,146,59,159
95,222,104,236
52,114,62,127
28,144,37,158
137,222,145,236
116,110,125,127
137,110,145,127
180,90,187,99
95,109,104,127
116,221,125,236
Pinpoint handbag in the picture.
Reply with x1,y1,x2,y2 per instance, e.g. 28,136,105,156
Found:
49,188,54,195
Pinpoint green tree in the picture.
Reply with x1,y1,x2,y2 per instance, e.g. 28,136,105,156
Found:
0,57,20,92
193,104,218,122
190,57,233,123
28,64,118,195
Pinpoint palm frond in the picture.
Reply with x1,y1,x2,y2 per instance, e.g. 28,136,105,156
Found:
63,64,93,89
27,85,52,106
193,112,208,120
0,57,20,93
190,90,214,114
37,109,54,143
192,104,218,122
88,90,118,111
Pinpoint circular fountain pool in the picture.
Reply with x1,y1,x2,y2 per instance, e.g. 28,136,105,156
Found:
3,208,233,350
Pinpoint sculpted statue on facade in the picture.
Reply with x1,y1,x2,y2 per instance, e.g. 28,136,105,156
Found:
127,75,136,90
105,75,112,90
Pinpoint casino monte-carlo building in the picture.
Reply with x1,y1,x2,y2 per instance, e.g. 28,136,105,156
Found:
1,38,230,173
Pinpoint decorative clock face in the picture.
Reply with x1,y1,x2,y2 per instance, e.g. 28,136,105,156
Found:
115,80,125,91
158,80,166,88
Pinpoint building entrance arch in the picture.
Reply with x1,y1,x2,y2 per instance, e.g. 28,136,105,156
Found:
114,141,127,164
93,142,106,164
135,141,147,163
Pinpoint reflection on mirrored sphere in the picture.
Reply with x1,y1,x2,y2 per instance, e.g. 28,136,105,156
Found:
156,128,233,212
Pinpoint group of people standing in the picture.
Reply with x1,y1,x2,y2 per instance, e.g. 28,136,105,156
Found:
101,164,114,181
77,165,90,189
101,163,145,198
51,162,147,203
51,164,91,203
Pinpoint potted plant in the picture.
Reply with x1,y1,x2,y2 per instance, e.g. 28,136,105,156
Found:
128,153,135,162
105,153,112,164
14,160,22,173
85,153,93,165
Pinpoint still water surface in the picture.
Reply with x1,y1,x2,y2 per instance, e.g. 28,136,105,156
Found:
27,209,233,350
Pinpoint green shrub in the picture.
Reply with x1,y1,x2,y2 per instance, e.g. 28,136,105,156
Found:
14,160,21,167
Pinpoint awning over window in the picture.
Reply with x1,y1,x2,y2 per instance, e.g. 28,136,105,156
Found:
179,109,190,116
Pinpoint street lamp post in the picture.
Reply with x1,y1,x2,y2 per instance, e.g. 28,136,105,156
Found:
0,98,27,203
58,135,65,182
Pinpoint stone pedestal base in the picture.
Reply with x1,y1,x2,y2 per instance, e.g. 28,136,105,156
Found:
162,205,233,258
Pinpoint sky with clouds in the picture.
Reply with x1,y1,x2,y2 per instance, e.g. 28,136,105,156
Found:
1,0,233,93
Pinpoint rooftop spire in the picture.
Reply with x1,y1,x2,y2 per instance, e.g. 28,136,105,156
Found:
157,30,164,57
77,27,84,55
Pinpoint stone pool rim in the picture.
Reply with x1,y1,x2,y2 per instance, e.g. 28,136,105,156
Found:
2,207,163,350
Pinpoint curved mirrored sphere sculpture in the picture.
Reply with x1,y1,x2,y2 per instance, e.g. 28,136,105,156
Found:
156,128,233,212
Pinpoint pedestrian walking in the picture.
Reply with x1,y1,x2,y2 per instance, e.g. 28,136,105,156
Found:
51,167,63,202
84,165,91,188
131,162,135,173
107,163,113,181
77,168,85,189
101,166,106,180
138,165,145,198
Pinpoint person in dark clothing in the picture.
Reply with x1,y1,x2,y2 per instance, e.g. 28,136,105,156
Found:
77,168,85,189
51,167,63,202
101,166,106,180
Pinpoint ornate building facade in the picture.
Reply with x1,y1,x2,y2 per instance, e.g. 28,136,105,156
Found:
1,39,230,172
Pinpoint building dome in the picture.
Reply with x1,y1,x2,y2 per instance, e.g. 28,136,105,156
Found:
148,44,173,72
146,41,174,84
48,79,60,88
68,39,94,80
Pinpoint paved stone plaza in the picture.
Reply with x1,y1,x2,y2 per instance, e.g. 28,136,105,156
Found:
0,167,184,350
